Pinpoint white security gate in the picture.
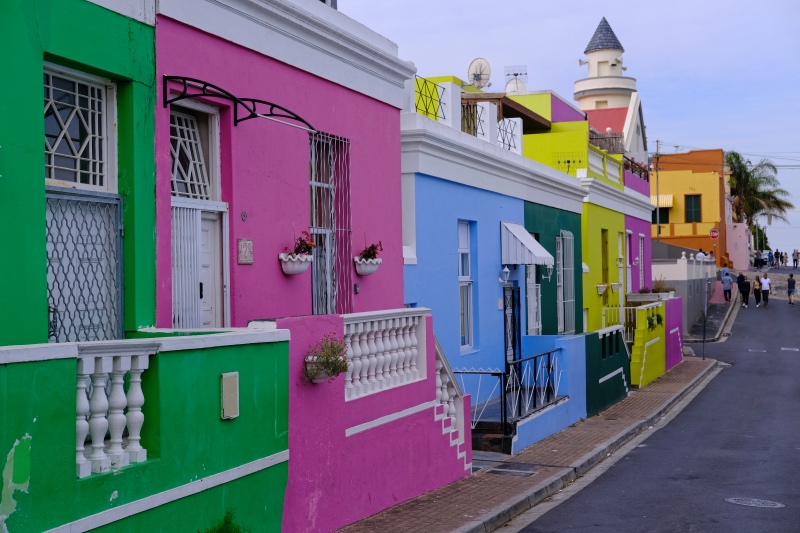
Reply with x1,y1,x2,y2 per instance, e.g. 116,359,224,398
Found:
46,188,123,342
526,266,542,335
561,230,575,335
556,237,564,333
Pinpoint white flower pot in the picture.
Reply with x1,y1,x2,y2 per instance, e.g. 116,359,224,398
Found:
304,358,331,384
354,257,382,276
597,284,608,295
279,253,312,275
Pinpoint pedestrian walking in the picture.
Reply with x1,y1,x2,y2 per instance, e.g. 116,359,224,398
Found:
736,271,745,292
740,275,751,308
696,249,706,261
722,272,733,303
768,251,774,267
754,279,762,307
761,273,771,308
755,250,763,269
793,249,798,269
721,263,730,279
775,249,781,268
788,274,796,306
783,252,789,268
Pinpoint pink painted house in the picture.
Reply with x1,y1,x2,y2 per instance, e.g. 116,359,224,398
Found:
624,161,653,293
153,1,471,531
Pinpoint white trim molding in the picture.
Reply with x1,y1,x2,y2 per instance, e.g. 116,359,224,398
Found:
158,0,416,108
346,400,437,437
580,177,655,220
86,0,156,25
44,450,289,533
401,112,587,214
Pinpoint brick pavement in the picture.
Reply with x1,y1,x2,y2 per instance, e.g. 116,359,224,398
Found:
340,357,716,533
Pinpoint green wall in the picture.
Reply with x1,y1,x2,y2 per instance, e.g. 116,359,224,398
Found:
0,340,289,532
524,203,583,335
584,329,629,417
0,0,156,345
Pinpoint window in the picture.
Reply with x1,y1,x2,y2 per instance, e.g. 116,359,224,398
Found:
44,67,115,191
556,230,576,334
685,195,701,223
639,235,645,289
601,229,609,306
526,265,541,335
170,109,216,200
652,208,670,224
458,221,473,349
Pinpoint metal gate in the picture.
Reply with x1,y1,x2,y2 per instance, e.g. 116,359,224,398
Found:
503,285,521,365
46,187,123,342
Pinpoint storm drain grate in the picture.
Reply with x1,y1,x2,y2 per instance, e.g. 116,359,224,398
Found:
487,462,538,478
725,497,785,508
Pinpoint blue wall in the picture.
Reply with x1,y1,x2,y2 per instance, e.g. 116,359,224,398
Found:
405,173,525,377
512,334,587,453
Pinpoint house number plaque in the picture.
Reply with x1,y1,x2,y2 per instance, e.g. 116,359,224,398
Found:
238,239,254,264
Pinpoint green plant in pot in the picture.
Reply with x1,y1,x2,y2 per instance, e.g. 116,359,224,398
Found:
303,334,349,384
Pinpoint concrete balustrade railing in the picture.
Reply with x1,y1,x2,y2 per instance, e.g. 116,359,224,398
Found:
342,308,429,401
76,342,160,477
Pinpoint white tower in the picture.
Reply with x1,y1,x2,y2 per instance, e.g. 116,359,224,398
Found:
573,17,637,111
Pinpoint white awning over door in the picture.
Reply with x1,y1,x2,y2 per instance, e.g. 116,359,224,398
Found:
501,222,554,266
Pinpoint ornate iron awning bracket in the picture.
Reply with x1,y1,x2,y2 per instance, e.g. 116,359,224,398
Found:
163,76,315,132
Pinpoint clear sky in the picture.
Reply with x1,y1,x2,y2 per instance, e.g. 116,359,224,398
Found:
340,0,800,252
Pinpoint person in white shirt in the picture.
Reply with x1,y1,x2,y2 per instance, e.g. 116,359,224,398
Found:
695,249,706,261
760,274,771,308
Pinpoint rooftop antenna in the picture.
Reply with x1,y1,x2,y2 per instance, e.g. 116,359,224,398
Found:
504,65,528,94
466,58,492,89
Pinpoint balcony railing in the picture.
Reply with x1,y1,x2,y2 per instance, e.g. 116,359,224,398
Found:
602,301,662,344
414,76,446,121
589,132,625,154
461,101,484,137
342,308,428,400
624,157,650,182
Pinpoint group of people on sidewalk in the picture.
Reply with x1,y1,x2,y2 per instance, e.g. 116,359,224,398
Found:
719,262,797,309
754,249,800,269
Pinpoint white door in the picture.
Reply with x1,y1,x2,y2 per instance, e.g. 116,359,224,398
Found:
200,212,222,328
626,234,633,294
618,232,624,308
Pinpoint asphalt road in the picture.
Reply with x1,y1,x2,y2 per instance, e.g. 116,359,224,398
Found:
515,301,800,533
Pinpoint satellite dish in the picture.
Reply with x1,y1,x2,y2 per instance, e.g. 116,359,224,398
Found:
467,58,491,89
505,78,527,94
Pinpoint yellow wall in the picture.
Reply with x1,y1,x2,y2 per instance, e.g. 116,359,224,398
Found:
630,303,666,387
523,121,589,177
582,203,626,332
508,93,551,121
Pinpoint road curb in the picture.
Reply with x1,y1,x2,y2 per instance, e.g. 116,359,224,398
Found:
454,359,719,533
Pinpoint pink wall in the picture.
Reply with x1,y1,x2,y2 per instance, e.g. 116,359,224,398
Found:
625,215,652,292
624,168,650,197
726,223,750,270
550,93,585,123
664,297,683,370
277,314,471,532
155,16,404,327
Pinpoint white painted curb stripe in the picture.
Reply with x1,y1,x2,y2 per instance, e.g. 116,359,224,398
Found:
598,367,623,384
346,400,438,437
781,347,799,352
45,449,289,533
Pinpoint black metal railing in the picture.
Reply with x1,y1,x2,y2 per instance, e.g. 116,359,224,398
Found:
497,118,518,151
452,348,564,436
624,157,650,182
414,76,446,120
461,101,483,137
589,132,625,154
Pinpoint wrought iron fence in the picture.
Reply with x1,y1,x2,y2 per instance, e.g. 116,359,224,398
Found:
452,348,564,435
414,76,446,121
46,187,123,343
624,157,650,181
461,102,484,137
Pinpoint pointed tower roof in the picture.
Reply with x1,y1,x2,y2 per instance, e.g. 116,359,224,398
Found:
584,17,624,54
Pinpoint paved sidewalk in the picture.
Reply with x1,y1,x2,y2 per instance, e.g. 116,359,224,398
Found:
340,357,718,533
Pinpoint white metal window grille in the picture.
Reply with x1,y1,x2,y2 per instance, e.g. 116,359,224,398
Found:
526,266,542,335
46,187,123,343
561,230,576,334
639,235,645,288
556,236,564,333
170,111,212,200
44,70,111,189
310,132,352,315
458,221,473,349
171,206,202,329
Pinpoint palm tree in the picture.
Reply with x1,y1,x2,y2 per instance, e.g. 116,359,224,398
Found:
725,151,793,228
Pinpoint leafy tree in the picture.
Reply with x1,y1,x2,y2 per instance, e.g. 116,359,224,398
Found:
725,151,793,228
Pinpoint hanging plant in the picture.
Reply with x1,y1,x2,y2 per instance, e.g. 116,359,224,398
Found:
354,240,383,276
303,334,349,384
279,230,314,275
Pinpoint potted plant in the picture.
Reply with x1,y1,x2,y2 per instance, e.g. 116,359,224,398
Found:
303,334,349,384
279,230,314,275
354,241,383,276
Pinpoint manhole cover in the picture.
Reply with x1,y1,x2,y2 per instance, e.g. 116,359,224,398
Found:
725,497,785,508
487,462,537,478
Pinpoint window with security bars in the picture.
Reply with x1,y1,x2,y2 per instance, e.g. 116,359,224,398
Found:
310,132,352,315
601,229,609,306
170,111,212,200
561,230,575,334
44,69,113,190
458,221,473,349
639,235,645,289
685,195,701,223
526,265,542,335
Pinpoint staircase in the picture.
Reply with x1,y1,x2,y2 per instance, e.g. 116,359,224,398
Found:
435,336,472,471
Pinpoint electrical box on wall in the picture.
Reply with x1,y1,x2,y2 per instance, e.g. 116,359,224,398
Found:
221,372,239,419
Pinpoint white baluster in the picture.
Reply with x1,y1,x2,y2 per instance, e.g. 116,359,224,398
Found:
385,319,403,385
349,324,363,397
107,356,131,467
435,357,444,406
440,366,450,419
344,328,355,399
408,316,425,379
76,358,92,478
88,356,112,473
125,354,149,463
369,322,384,388
373,319,386,389
446,379,457,419
358,326,370,392
404,318,415,378
395,318,407,383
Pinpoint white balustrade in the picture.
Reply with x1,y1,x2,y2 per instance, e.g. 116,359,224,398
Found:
76,342,159,478
343,309,429,400
588,149,604,177
606,157,621,182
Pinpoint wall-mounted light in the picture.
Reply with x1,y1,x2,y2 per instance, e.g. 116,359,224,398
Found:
633,257,640,266
499,266,511,284
542,264,554,281
616,256,625,267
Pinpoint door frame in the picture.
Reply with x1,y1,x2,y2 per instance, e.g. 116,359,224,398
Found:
171,196,231,327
